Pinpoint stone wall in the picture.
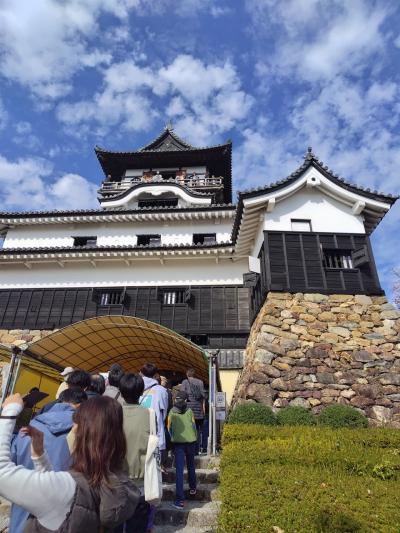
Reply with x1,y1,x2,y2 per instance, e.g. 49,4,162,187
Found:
0,329,55,347
235,292,400,426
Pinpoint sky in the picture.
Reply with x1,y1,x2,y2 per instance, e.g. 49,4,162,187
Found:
0,0,399,298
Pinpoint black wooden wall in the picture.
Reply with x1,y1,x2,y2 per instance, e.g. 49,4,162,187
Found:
250,231,382,320
0,285,250,349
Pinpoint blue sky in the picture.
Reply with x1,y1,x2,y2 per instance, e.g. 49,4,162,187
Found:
0,0,399,298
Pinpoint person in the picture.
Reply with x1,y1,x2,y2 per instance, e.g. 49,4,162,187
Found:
181,368,205,454
0,394,139,532
139,363,168,451
116,373,157,533
167,390,197,509
55,366,74,399
104,363,125,405
39,369,91,414
9,388,87,533
86,373,106,399
160,376,173,470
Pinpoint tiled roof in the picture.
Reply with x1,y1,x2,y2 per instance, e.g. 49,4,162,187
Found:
239,147,398,202
0,203,236,220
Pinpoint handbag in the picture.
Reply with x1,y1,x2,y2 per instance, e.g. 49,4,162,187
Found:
144,408,163,506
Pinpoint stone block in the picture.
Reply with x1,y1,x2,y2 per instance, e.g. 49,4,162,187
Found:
258,331,276,344
262,316,282,327
329,294,354,303
299,313,316,323
291,305,306,313
262,325,299,340
352,383,380,399
304,293,328,303
257,364,281,378
354,295,372,305
387,394,400,402
246,383,274,406
270,378,287,391
290,397,310,408
259,342,285,356
328,326,350,339
318,311,336,322
255,349,274,365
273,362,291,371
353,350,375,363
320,332,339,343
340,389,356,399
370,405,392,424
381,310,400,320
380,373,400,386
252,372,270,384
290,325,308,335
350,396,375,408
309,398,321,407
316,372,335,384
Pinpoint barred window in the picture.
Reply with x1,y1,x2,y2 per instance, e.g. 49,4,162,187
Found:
323,250,353,269
162,289,190,305
98,290,124,306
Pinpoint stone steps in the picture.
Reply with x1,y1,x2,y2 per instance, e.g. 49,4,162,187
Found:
154,501,220,528
162,483,219,502
162,467,219,485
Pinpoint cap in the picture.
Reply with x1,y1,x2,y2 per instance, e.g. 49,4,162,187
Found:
61,366,74,377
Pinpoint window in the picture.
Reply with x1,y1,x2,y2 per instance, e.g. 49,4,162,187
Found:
191,334,208,346
73,236,97,248
138,198,178,209
162,289,191,305
323,250,354,269
95,289,124,306
291,219,311,232
193,233,217,245
0,231,6,249
137,234,161,247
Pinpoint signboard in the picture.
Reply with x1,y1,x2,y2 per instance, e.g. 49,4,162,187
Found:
216,410,226,421
216,391,226,408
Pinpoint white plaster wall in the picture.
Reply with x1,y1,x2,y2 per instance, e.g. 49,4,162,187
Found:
4,220,233,249
0,258,247,289
264,189,365,233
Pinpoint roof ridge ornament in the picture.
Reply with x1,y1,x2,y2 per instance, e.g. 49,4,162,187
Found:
165,120,173,131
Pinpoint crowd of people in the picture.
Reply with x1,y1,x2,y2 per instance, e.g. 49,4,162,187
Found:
0,363,208,533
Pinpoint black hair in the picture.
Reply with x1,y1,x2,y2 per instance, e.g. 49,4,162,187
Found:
119,373,145,404
66,370,91,389
59,387,88,405
140,363,158,378
186,368,196,378
108,364,125,387
87,374,106,395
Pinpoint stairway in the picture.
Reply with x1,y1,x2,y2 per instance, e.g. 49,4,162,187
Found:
155,455,220,532
0,456,221,533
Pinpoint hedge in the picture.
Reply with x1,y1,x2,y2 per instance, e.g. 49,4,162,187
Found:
228,403,276,425
219,425,400,532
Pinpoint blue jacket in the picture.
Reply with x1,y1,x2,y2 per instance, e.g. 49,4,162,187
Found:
9,403,74,533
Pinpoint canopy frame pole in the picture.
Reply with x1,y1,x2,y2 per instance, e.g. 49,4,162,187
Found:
206,350,218,456
0,346,21,413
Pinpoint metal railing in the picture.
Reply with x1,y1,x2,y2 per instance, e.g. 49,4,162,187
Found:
100,174,223,193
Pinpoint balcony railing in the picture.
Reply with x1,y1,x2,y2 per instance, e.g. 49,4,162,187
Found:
99,174,223,194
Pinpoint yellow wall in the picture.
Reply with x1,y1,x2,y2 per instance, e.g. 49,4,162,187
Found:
219,369,240,405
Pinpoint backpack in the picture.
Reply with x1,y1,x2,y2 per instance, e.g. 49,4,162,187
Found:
24,471,139,533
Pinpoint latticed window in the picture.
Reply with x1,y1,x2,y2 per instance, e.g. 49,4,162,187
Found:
162,289,190,305
323,250,353,269
97,290,124,306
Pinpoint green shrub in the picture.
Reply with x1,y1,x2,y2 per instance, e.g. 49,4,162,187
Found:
219,424,400,533
319,404,368,428
228,403,276,425
276,406,316,426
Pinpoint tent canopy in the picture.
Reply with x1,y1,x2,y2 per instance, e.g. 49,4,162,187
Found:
0,343,61,382
24,315,209,383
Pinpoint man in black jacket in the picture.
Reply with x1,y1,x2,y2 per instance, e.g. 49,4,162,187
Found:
181,368,205,455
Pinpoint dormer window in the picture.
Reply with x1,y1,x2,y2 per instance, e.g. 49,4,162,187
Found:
291,219,312,232
137,234,161,247
73,236,97,248
193,233,217,245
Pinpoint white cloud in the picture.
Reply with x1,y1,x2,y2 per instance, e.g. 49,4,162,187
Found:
0,153,98,212
248,0,387,81
57,55,253,144
0,97,8,130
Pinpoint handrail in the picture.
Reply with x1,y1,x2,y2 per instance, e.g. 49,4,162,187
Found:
100,175,223,192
